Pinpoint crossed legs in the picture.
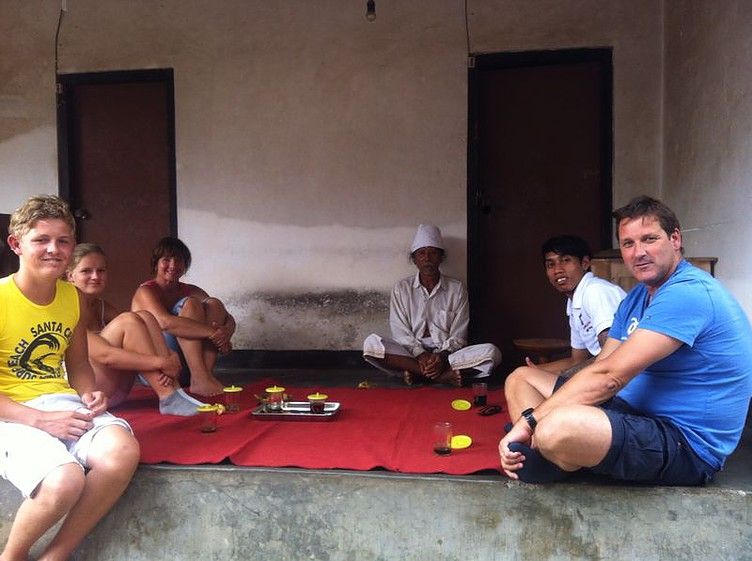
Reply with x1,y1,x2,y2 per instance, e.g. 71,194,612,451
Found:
380,353,462,386
503,366,612,475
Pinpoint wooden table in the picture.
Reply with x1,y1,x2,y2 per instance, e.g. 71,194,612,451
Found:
512,338,570,363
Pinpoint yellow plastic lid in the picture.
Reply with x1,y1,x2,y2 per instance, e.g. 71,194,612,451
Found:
451,435,472,449
307,392,328,400
451,399,472,411
223,385,243,393
265,386,286,394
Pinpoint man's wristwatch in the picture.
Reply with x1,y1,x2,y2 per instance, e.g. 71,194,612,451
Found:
520,407,537,431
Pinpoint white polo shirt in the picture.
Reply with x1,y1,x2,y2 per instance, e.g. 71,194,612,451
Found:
566,272,626,356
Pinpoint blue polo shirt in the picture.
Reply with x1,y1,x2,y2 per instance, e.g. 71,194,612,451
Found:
610,260,752,469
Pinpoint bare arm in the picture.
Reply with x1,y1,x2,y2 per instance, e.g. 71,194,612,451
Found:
66,292,108,415
596,328,610,350
131,285,214,340
529,328,682,420
66,299,98,397
0,393,94,440
528,347,592,374
594,336,620,362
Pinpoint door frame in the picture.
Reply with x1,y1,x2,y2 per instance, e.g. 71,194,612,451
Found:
56,68,178,236
466,47,614,342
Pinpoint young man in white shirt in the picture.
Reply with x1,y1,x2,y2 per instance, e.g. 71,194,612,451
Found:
528,235,625,375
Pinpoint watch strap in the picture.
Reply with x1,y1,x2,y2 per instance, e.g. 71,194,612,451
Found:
521,407,537,431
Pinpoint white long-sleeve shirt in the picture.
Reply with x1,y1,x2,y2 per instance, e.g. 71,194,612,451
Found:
389,272,469,357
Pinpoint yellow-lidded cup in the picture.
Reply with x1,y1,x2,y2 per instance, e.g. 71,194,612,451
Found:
307,392,328,414
197,404,219,432
265,386,286,411
223,385,243,412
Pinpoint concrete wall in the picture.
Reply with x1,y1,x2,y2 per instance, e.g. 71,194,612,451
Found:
663,1,752,314
6,1,740,352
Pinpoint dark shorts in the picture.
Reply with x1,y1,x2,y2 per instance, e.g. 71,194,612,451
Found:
554,376,717,485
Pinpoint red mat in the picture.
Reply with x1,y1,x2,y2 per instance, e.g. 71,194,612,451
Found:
114,380,510,475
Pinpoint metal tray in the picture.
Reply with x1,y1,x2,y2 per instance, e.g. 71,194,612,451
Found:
250,401,341,421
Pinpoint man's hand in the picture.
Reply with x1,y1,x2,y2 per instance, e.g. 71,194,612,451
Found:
498,421,534,480
417,352,449,379
33,409,94,441
80,391,108,416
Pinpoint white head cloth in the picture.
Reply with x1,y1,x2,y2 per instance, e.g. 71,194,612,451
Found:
410,224,445,253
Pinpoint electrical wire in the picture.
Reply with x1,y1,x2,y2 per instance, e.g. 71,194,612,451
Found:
464,0,471,55
54,7,65,78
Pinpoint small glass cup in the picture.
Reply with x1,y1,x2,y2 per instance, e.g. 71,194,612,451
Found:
265,386,286,411
197,404,219,433
472,382,488,407
432,421,453,456
307,392,328,414
223,385,243,412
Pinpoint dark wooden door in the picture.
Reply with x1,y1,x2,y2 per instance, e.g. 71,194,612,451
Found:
468,49,613,374
58,69,176,311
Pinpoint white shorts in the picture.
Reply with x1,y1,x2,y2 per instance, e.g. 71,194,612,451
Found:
0,393,132,498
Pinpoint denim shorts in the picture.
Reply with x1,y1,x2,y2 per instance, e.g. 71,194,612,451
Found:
163,297,190,385
554,376,717,485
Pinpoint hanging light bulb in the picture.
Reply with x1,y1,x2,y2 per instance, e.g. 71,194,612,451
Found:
366,0,376,22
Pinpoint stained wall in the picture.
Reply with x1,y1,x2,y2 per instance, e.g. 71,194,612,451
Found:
3,1,728,350
663,1,752,314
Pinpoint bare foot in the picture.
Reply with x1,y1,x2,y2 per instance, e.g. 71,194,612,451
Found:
436,369,462,387
189,377,225,397
403,370,413,386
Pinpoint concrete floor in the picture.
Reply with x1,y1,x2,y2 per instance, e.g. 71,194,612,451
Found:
1,366,750,561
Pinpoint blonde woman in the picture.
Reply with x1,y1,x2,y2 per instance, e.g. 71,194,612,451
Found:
67,243,203,415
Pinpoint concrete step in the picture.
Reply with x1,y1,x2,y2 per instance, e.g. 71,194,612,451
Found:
2,464,750,561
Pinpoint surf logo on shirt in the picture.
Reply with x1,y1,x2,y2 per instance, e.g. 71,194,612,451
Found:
7,322,72,380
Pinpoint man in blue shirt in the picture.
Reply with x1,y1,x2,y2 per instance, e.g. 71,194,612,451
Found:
500,196,752,484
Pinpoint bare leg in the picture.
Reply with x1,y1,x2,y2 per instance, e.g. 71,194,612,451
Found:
201,297,233,372
37,427,140,561
95,312,177,406
535,405,613,470
504,365,560,421
135,310,176,359
0,464,85,561
176,298,224,396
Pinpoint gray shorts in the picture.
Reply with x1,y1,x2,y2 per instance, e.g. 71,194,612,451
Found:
0,393,132,497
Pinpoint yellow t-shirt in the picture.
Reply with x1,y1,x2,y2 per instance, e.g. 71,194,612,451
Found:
0,275,79,402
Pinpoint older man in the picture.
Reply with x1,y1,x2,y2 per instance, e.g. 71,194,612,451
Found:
500,196,752,485
363,224,501,386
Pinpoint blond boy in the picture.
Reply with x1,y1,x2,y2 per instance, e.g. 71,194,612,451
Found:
0,195,139,561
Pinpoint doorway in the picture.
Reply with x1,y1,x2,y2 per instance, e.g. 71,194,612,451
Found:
467,48,613,374
57,69,176,311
